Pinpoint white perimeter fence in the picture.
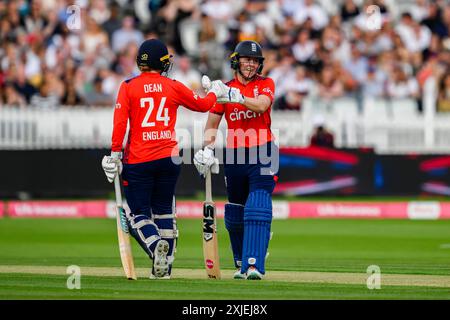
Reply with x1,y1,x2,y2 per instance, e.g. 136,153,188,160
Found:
1,79,449,154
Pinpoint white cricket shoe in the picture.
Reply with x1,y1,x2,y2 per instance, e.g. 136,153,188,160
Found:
149,273,171,280
152,239,169,278
233,269,246,280
246,266,263,280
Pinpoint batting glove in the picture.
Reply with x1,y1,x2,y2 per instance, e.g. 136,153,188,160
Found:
101,151,123,183
201,75,244,104
193,146,219,177
201,75,228,100
224,87,245,104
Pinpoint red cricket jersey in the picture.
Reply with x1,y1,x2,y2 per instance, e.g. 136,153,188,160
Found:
210,75,275,148
112,72,217,164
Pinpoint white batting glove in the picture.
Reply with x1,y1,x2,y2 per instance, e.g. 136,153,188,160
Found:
101,151,123,183
201,75,244,104
193,146,219,177
201,75,212,92
201,75,228,100
223,87,245,104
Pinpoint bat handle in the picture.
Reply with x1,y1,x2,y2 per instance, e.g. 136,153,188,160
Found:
205,169,212,202
114,175,123,207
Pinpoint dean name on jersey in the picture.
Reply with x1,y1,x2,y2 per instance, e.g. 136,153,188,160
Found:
144,83,163,93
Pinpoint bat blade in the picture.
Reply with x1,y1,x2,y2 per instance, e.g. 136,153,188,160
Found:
116,206,137,280
202,201,221,279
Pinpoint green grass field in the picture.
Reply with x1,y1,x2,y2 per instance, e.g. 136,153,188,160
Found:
0,217,449,300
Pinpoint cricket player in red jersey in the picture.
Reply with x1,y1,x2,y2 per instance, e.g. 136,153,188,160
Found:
194,40,279,280
101,38,227,279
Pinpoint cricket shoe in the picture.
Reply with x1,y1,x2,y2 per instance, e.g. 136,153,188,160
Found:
152,239,169,278
246,266,263,280
149,272,171,280
233,269,246,280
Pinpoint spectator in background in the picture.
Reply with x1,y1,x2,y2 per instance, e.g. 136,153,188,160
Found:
343,43,368,87
317,65,344,102
410,0,430,22
422,2,448,38
30,80,60,109
268,53,296,97
0,0,449,114
82,16,109,55
437,72,450,112
89,0,111,25
83,76,113,107
199,12,217,45
273,89,303,111
386,65,421,112
97,67,121,98
170,0,198,55
332,60,358,93
201,0,234,22
331,30,352,65
284,64,315,96
273,62,315,111
340,0,360,22
197,13,220,77
112,16,144,53
61,81,85,106
362,64,386,98
44,70,65,98
386,66,420,99
171,55,202,94
294,0,329,31
292,29,316,64
10,64,37,104
343,42,368,111
23,0,47,36
396,12,432,54
3,82,26,108
310,115,335,148
280,0,304,17
102,1,122,43
416,54,442,94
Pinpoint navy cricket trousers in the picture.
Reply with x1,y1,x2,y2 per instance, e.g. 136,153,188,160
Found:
224,142,279,205
121,156,181,216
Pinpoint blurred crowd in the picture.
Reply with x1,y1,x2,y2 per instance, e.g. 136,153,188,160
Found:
0,0,449,113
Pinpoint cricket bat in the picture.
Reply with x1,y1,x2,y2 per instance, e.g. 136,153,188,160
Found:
114,175,137,280
202,169,221,279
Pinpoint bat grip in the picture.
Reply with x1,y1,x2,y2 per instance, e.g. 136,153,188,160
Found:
205,169,212,202
114,175,123,207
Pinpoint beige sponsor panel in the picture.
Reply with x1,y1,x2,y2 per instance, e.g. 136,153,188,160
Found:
407,201,441,220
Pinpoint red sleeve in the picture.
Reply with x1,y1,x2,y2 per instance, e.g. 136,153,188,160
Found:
259,78,276,103
210,102,225,115
111,81,130,152
173,80,217,112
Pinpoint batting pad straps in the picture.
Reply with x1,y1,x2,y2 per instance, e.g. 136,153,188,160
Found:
244,190,272,218
159,228,179,239
128,214,161,258
153,213,175,220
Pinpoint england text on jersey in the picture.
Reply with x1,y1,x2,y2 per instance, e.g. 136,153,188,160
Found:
143,130,172,141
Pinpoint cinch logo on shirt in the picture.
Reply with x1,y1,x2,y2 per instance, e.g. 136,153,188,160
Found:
229,108,261,121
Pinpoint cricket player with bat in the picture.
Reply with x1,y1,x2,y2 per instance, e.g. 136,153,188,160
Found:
101,39,229,279
194,41,279,280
